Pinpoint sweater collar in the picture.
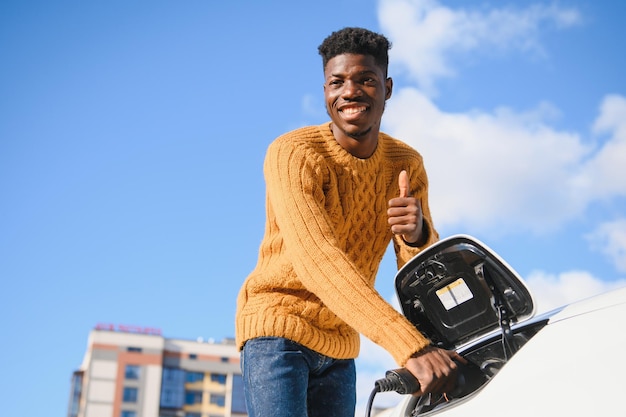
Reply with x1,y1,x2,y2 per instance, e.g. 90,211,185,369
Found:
319,122,384,166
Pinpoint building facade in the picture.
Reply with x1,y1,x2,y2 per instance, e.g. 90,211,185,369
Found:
68,325,247,417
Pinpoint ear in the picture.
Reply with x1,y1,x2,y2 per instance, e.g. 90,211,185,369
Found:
385,77,393,100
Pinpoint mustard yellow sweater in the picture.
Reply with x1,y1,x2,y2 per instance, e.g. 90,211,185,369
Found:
235,123,438,366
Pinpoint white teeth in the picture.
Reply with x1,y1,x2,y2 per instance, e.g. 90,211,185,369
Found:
341,107,366,115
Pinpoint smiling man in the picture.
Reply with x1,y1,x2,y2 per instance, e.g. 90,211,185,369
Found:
235,27,462,417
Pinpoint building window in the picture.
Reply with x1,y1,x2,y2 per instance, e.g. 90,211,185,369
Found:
185,371,204,383
125,365,140,380
68,371,83,417
220,357,229,363
121,411,137,417
163,367,184,383
189,353,198,359
231,374,246,414
161,368,185,408
127,347,142,353
209,393,225,407
185,390,203,405
210,374,226,385
123,387,138,403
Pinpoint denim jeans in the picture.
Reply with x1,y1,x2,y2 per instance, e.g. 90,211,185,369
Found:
241,337,356,417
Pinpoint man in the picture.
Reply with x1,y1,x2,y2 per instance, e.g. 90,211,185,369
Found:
236,27,462,417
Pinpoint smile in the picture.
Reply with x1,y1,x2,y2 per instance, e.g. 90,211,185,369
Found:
340,106,367,115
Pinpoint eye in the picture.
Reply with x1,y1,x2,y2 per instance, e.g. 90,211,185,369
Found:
363,77,377,86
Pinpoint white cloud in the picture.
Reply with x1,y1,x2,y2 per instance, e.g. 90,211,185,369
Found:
578,94,626,199
375,1,626,236
525,269,626,313
378,0,582,96
383,88,608,235
587,218,626,273
374,1,626,236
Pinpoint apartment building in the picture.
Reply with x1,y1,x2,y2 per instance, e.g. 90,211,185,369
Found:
68,324,246,417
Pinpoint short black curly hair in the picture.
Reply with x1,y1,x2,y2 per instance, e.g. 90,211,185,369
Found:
318,27,391,74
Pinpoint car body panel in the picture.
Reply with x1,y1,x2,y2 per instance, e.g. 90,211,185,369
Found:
402,287,626,416
383,235,626,417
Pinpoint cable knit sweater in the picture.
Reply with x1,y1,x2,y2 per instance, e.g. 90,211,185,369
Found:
235,122,439,366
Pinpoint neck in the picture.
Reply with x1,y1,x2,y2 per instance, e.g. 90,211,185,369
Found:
330,124,379,159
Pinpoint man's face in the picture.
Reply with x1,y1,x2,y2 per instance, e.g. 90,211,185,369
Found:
323,53,392,140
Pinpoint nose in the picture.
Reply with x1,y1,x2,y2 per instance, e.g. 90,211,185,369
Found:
341,80,362,99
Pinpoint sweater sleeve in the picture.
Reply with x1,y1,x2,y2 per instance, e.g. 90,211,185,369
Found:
264,138,431,366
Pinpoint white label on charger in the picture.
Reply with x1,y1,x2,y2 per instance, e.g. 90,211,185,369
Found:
436,278,473,310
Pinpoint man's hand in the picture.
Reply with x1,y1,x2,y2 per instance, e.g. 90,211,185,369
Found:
405,346,467,396
388,170,423,244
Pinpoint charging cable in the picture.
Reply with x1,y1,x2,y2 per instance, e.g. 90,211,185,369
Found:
365,368,420,417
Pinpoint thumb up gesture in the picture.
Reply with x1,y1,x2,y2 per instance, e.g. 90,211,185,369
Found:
388,170,424,245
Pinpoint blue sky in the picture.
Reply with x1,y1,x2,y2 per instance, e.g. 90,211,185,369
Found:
1,0,625,415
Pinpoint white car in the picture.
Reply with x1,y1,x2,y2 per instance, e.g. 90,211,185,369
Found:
373,235,626,417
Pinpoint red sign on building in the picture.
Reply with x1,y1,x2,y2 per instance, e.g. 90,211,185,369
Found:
95,323,162,336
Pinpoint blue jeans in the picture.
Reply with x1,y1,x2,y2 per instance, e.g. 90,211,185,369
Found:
241,337,356,417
